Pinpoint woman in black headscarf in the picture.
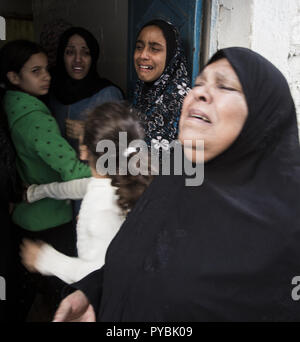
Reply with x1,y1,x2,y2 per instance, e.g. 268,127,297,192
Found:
49,27,123,218
49,27,123,152
133,19,191,148
53,47,300,322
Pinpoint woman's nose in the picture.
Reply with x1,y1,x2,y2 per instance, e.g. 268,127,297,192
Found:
75,51,82,62
193,85,212,103
140,47,149,59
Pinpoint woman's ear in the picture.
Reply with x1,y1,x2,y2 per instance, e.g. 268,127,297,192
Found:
6,71,20,86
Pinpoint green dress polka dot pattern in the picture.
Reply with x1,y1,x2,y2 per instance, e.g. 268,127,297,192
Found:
4,90,91,231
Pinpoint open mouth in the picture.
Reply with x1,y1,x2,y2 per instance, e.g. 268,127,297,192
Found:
72,66,84,72
138,65,153,70
189,113,212,124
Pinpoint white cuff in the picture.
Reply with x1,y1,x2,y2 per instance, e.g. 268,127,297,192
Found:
27,184,44,203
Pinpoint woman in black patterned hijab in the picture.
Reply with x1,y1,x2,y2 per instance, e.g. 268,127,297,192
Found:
133,19,191,149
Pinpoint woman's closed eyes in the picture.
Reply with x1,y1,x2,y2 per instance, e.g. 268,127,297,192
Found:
194,79,240,93
135,41,164,53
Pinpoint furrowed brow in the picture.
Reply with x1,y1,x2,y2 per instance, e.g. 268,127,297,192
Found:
149,42,164,48
215,72,228,82
196,71,207,82
215,71,241,88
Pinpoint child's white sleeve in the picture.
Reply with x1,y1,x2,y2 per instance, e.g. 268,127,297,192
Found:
35,209,123,284
27,177,91,203
35,244,96,285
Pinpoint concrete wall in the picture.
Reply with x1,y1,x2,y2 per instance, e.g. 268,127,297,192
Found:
209,0,252,54
286,1,300,120
32,0,128,93
208,0,300,128
251,0,300,119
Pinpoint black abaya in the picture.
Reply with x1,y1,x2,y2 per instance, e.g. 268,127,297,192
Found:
72,47,300,321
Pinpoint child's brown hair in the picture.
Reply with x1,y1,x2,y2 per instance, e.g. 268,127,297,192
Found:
83,101,153,215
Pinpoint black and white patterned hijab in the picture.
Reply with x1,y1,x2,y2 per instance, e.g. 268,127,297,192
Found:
132,20,191,148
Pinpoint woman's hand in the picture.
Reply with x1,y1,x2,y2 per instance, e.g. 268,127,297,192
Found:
20,239,44,273
53,290,96,322
65,119,85,140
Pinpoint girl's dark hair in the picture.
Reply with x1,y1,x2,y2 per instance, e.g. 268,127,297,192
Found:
0,40,46,88
83,102,153,215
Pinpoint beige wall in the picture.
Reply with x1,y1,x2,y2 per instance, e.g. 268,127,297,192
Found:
209,0,300,125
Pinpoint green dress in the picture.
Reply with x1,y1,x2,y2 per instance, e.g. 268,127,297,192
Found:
4,90,91,231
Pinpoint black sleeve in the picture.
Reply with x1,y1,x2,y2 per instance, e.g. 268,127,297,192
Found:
62,267,104,316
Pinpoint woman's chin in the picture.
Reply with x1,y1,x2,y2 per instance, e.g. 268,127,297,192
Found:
182,144,205,164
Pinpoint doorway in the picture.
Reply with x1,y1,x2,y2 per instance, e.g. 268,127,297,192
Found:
2,0,206,96
127,0,204,97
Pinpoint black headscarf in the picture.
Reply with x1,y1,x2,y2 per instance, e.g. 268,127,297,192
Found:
141,19,177,68
52,27,112,105
206,48,299,170
172,47,300,320
90,47,300,321
133,20,191,146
